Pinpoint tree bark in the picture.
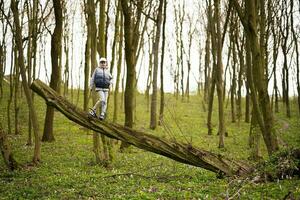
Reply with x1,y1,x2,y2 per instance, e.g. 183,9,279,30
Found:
98,0,106,57
232,0,279,155
150,0,163,130
113,0,123,123
236,32,244,123
213,0,226,148
159,0,167,125
230,35,237,123
10,0,41,162
42,0,63,142
206,0,215,136
120,0,144,150
290,0,300,114
249,109,261,160
271,16,280,113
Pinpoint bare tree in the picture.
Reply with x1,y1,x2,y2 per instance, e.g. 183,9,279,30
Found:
232,0,279,155
11,0,41,162
185,13,196,102
113,0,123,123
213,0,226,148
150,0,163,130
120,0,144,151
279,0,291,118
290,0,300,114
159,0,167,125
42,0,63,142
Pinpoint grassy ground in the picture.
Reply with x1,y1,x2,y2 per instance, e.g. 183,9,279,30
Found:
0,81,300,199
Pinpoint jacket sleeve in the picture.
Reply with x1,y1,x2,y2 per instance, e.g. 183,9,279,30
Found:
90,69,96,89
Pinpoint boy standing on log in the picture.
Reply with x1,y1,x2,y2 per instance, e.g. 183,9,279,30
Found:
89,57,113,120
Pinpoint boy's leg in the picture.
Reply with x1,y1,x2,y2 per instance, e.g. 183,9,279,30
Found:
99,90,108,119
89,91,101,117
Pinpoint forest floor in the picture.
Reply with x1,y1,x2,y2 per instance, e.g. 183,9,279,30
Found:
0,81,300,199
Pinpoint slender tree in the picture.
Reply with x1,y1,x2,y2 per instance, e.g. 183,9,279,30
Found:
213,0,225,148
113,0,123,123
98,0,106,57
120,0,144,151
185,14,195,102
232,0,279,155
206,0,216,135
42,0,63,142
236,31,245,123
159,0,167,125
62,1,70,97
150,0,163,129
271,13,281,113
11,0,41,162
290,0,300,114
279,0,291,118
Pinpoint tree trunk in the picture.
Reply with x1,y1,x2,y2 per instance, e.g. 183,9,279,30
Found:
204,23,211,103
42,0,63,142
98,0,106,57
249,109,261,161
232,0,279,155
11,0,41,162
113,0,123,123
150,0,163,130
279,0,291,118
206,0,215,136
88,0,104,163
159,0,167,125
26,0,33,143
62,1,69,97
120,0,144,150
213,0,226,148
109,0,119,76
290,0,299,115
231,38,237,123
14,50,20,135
31,79,253,177
185,20,193,102
236,34,244,123
271,18,280,113
0,44,4,99
145,32,153,112
7,44,15,135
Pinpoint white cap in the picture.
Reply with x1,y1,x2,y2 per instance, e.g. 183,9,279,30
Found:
99,57,107,63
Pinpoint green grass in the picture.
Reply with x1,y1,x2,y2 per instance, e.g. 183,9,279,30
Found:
0,81,300,199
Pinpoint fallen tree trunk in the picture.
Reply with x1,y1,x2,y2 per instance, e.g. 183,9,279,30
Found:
31,79,252,176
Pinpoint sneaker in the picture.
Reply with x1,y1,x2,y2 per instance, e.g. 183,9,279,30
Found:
89,108,97,117
99,113,105,120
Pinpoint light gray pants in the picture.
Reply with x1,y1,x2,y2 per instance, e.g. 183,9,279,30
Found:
92,90,109,115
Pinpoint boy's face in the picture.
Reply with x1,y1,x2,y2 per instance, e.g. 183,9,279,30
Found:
100,61,107,68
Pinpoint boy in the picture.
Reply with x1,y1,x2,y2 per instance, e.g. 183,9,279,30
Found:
89,57,113,120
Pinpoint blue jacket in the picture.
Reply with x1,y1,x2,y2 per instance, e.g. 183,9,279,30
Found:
90,67,113,90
